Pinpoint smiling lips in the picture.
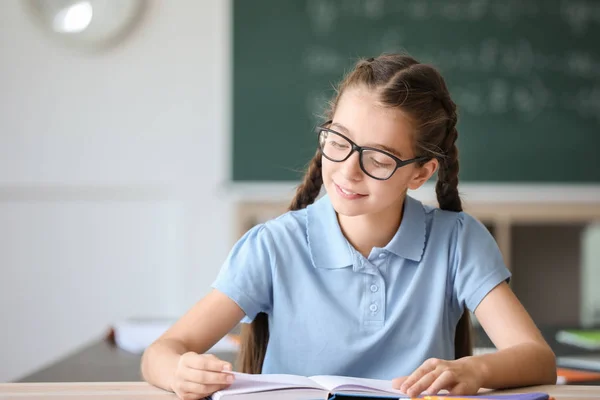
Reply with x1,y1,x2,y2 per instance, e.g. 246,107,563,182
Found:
334,183,367,200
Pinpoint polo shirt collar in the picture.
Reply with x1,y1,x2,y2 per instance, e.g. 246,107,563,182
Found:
384,195,426,262
306,194,427,269
306,195,354,269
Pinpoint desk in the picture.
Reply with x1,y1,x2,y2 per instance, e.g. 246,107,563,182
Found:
1,382,600,400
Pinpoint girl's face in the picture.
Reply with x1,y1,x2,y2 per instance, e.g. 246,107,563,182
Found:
321,86,437,219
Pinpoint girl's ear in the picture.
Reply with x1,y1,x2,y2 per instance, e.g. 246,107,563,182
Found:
407,158,438,190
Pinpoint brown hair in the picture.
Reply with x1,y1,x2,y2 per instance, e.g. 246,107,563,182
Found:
237,54,470,374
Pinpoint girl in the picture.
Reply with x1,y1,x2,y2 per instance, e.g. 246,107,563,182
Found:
141,54,556,400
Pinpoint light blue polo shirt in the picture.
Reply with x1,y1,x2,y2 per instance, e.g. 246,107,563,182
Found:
211,194,511,379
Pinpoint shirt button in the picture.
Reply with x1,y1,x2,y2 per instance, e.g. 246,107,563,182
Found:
369,303,378,313
370,284,378,293
378,253,386,259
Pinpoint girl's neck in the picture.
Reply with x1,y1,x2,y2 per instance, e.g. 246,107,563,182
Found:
337,200,405,259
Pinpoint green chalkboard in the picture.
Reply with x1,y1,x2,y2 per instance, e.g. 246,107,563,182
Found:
233,0,600,182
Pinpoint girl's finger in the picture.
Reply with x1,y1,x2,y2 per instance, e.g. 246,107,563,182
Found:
405,370,440,398
181,381,230,396
185,355,231,372
400,364,433,392
180,391,205,400
449,381,472,396
425,370,456,395
391,376,407,389
179,381,208,395
198,383,231,395
183,369,235,385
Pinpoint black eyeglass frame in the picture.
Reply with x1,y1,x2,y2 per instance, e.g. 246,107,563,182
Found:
316,121,431,181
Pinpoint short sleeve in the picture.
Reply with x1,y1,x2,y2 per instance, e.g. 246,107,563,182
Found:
452,213,511,313
211,223,275,322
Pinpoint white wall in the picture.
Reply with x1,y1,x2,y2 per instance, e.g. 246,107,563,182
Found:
0,0,232,382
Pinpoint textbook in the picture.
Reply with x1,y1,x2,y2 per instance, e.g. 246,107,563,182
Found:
212,372,550,400
211,372,405,400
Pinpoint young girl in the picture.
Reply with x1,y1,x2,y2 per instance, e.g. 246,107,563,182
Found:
141,54,556,400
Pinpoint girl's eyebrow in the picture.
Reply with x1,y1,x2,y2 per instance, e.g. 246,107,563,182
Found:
330,121,350,134
330,121,405,158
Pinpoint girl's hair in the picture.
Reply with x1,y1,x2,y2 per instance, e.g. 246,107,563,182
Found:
237,54,470,374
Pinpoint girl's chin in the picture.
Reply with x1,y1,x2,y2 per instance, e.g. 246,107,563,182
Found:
330,198,370,217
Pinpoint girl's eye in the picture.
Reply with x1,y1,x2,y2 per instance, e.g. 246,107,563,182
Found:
330,140,349,149
370,158,392,168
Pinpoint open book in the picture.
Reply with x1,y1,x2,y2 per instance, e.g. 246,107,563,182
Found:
211,372,407,400
212,372,550,400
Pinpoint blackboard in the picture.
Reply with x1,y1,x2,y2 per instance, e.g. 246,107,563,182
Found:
233,0,600,182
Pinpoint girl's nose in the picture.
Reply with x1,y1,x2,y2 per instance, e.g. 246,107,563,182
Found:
339,151,363,181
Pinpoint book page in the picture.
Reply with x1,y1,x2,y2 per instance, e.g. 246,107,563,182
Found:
309,375,406,395
213,388,327,400
216,371,326,396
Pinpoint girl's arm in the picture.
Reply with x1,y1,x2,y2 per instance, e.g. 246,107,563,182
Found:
470,281,557,388
141,289,245,392
396,282,556,396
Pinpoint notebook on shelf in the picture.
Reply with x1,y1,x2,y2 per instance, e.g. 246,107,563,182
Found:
211,371,550,400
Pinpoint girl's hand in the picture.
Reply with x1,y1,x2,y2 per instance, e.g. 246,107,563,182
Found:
392,357,484,397
171,352,235,400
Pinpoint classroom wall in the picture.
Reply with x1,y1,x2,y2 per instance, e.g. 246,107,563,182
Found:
1,0,599,384
0,0,232,382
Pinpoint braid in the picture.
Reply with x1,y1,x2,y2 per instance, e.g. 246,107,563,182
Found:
433,93,470,359
289,151,324,211
440,130,471,358
435,95,462,213
436,131,461,212
237,151,323,373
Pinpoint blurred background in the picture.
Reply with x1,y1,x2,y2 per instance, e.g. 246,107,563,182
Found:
1,0,599,384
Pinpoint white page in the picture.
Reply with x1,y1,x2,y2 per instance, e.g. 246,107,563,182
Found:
215,371,326,396
309,375,406,395
213,388,328,400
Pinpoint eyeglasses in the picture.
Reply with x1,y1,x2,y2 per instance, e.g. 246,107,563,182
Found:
316,121,430,181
